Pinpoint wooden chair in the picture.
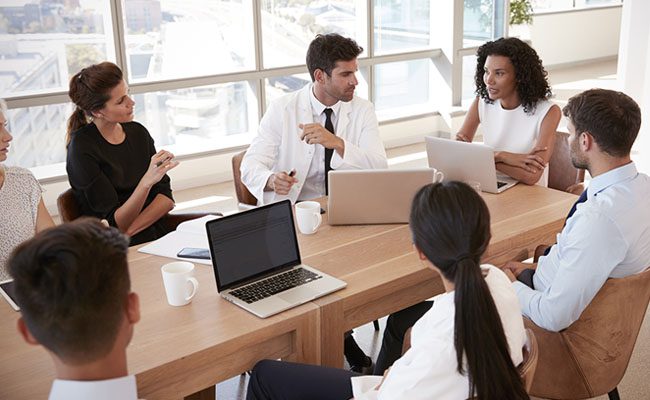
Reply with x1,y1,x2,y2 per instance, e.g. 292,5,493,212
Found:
519,328,539,392
402,327,539,392
548,131,585,194
56,188,217,232
231,150,257,206
525,268,650,400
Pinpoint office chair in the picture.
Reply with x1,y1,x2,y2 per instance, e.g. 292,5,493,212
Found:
548,131,585,195
525,268,650,400
231,150,258,206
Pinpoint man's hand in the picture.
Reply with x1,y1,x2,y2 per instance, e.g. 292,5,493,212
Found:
501,260,536,279
456,133,471,142
299,123,345,155
265,171,298,195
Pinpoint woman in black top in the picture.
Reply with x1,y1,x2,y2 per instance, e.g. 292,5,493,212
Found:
66,62,178,245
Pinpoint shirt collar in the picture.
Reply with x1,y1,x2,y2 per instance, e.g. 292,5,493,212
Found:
49,375,137,400
587,162,638,199
309,84,341,117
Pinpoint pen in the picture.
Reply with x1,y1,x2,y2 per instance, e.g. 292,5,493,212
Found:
156,156,172,167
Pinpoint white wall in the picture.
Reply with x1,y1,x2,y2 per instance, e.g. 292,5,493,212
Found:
618,0,650,171
530,6,622,67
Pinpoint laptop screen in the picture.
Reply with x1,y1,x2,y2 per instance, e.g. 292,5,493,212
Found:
206,200,301,291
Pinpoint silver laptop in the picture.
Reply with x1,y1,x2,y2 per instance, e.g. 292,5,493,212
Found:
328,168,436,225
425,136,517,194
206,200,346,318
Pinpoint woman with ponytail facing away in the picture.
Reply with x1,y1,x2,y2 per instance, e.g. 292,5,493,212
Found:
246,182,528,400
66,62,178,245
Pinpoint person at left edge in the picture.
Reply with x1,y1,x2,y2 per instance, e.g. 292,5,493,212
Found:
241,33,388,205
66,62,179,246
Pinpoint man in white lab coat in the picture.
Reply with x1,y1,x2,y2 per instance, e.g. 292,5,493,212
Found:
241,33,388,205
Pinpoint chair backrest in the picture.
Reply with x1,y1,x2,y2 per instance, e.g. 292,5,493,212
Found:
548,131,585,193
518,328,539,392
527,268,650,399
231,150,257,206
57,188,82,222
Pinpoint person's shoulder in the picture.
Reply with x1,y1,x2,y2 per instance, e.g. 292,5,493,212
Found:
270,87,306,110
482,264,516,292
5,166,35,179
68,123,100,148
4,166,39,189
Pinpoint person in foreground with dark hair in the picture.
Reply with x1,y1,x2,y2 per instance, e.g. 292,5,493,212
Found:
241,33,387,206
246,182,528,400
241,33,386,372
456,37,561,186
502,88,650,331
9,218,140,400
66,61,178,246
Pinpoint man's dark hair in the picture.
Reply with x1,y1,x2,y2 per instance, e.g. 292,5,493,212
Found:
563,89,641,157
306,33,363,81
9,218,130,364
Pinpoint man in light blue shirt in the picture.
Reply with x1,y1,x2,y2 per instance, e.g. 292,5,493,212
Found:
502,88,650,331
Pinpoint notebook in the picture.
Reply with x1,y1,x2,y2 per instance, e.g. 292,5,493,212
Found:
425,136,517,193
327,168,437,225
206,200,346,318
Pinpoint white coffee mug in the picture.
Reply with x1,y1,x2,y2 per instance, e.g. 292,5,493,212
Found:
161,261,199,307
432,168,444,183
295,201,322,235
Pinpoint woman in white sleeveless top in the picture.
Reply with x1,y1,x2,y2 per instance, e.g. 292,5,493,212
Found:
0,99,54,280
457,37,561,186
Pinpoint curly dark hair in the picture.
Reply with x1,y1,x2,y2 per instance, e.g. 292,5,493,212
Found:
306,33,363,82
474,37,552,114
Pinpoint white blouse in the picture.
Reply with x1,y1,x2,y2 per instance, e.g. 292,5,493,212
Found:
351,265,526,400
478,98,555,186
0,166,41,281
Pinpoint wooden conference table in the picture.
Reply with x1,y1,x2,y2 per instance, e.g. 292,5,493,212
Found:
0,184,576,399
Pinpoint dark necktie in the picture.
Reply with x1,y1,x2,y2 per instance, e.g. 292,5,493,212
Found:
541,189,588,257
323,108,335,195
564,189,588,223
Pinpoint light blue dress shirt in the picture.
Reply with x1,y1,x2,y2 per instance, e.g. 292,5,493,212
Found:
513,162,650,331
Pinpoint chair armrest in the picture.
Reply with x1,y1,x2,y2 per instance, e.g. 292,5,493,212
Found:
533,244,551,263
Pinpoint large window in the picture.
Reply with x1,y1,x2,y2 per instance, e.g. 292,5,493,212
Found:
2,0,504,177
531,0,623,12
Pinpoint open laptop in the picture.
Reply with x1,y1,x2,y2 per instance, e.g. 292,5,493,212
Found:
328,168,436,225
206,200,346,318
425,136,518,194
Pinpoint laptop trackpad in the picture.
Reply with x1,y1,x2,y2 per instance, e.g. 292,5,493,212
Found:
278,286,318,303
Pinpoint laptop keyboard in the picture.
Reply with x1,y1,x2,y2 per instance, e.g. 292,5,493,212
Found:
497,181,507,188
230,268,323,304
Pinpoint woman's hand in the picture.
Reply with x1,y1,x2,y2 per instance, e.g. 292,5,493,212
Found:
495,148,547,173
141,150,179,188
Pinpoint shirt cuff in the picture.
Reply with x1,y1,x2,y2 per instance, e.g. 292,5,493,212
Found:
329,138,348,169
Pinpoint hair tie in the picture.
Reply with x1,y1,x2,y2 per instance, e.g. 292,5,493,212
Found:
455,254,473,264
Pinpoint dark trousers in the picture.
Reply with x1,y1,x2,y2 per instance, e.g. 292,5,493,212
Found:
373,300,433,375
246,359,362,400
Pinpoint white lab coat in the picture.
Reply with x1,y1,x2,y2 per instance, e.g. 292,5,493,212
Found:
241,84,388,205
